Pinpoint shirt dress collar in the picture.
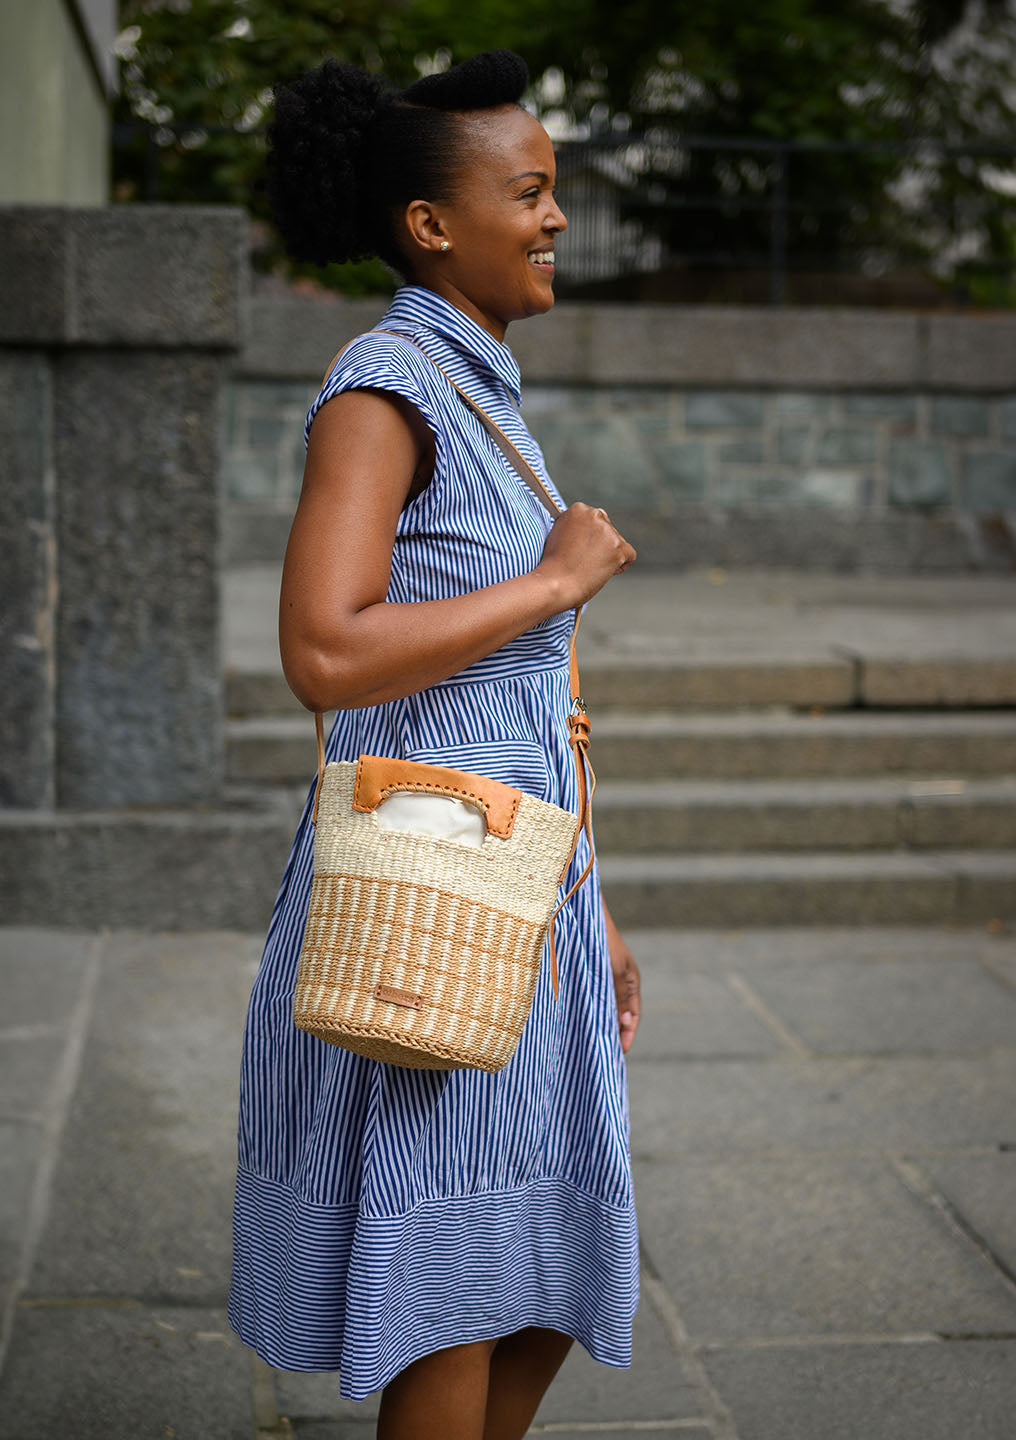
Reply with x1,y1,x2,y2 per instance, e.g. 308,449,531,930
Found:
381,285,523,406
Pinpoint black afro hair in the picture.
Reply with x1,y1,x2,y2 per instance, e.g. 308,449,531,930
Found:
266,50,529,273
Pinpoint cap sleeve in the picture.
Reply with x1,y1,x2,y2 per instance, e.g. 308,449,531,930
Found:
303,331,442,449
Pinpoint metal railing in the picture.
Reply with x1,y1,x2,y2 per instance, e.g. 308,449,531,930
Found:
551,131,1016,304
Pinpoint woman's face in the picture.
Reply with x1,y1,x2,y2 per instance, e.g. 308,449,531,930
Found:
405,105,568,341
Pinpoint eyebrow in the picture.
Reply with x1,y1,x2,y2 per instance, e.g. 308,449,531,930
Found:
506,170,551,185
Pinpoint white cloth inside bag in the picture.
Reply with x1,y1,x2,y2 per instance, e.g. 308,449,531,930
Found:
374,791,486,848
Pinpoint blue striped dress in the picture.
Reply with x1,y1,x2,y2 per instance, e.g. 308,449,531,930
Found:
227,284,639,1401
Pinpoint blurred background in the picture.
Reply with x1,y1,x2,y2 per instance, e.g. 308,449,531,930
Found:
108,0,1016,309
5,1,1016,575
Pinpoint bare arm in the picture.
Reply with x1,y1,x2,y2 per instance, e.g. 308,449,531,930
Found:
279,387,635,713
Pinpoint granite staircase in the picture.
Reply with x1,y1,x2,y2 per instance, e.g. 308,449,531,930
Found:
226,626,1016,929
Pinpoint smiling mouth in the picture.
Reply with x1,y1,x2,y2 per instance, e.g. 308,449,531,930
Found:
528,250,555,267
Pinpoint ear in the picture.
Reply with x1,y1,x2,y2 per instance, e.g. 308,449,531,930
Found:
403,200,453,257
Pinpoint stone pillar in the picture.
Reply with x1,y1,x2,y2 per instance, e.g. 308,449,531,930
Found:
0,205,246,810
0,351,56,807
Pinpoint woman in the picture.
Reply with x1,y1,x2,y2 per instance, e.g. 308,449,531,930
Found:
227,49,641,1440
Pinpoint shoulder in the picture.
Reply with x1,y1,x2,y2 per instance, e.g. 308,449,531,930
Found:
306,328,445,443
324,328,437,393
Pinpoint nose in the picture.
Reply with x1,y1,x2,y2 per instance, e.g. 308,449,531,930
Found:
545,193,567,234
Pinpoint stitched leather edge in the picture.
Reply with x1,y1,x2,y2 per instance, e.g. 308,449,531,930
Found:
352,754,521,838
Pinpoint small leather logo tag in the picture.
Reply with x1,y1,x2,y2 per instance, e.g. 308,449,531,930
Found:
374,983,422,1010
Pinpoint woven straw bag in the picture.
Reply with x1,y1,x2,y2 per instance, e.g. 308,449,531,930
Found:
292,337,595,1072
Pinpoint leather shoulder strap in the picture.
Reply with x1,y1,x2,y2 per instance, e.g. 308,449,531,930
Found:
374,330,562,519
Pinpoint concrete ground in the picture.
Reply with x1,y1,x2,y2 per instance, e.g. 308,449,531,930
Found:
2,922,1015,1439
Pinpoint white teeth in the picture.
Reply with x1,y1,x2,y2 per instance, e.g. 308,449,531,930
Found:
529,252,555,265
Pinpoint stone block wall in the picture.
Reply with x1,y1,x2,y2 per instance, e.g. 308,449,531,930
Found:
226,297,1016,572
0,206,246,811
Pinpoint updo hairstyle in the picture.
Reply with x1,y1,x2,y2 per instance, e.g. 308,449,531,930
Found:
267,50,529,274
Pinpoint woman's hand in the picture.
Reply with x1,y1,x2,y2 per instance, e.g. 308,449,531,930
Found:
601,894,641,1056
536,503,636,610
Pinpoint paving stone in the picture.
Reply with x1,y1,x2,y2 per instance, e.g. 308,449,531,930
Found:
635,1154,1016,1340
289,1424,373,1438
26,932,257,1303
533,1289,702,1424
888,440,952,508
530,1432,712,1439
273,1367,379,1425
277,1300,701,1427
700,1339,1016,1440
740,955,1016,1055
685,392,765,428
961,451,1016,512
0,928,93,1030
931,396,991,437
0,1033,68,1121
633,966,786,1060
0,1304,251,1440
983,949,1016,992
916,1152,1016,1275
0,1121,44,1300
627,1051,1016,1155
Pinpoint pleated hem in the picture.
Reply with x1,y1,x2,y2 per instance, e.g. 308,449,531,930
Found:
227,1165,640,1401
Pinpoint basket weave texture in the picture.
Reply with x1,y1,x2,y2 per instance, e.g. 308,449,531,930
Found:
293,762,579,1072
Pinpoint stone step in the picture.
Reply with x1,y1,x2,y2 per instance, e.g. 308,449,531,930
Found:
237,776,1016,852
225,710,1016,785
591,777,1016,851
225,660,855,716
596,850,1016,928
3,806,1012,929
225,654,1016,717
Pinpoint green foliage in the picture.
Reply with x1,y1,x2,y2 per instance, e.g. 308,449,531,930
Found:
113,0,1016,302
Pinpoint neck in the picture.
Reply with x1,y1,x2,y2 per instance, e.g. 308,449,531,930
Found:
414,274,508,344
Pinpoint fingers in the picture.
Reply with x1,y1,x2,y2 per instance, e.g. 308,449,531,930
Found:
587,504,636,572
